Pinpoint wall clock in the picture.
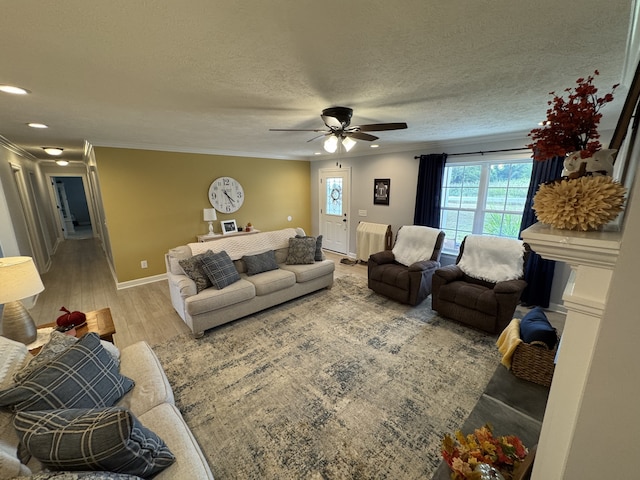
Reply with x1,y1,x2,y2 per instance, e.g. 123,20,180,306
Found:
208,177,245,213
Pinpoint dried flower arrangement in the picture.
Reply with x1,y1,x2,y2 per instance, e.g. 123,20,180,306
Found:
533,176,626,231
527,71,618,162
441,424,528,480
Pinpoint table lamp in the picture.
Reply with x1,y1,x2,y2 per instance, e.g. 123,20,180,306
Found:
204,208,217,235
0,256,44,344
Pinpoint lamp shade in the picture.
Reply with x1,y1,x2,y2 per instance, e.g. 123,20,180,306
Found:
0,256,44,303
203,208,217,222
342,136,356,152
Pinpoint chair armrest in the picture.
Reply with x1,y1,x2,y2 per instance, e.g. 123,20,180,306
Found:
433,264,464,283
494,279,527,294
409,259,440,272
369,250,395,265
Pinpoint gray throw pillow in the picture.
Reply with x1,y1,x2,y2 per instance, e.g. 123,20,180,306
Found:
296,234,323,261
242,250,279,276
0,333,134,412
178,251,214,293
200,250,241,289
13,331,78,383
14,407,175,478
286,237,316,265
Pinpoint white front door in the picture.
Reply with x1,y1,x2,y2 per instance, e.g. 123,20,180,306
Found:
319,168,350,254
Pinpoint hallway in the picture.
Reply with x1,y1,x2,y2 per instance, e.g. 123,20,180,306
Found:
28,238,190,349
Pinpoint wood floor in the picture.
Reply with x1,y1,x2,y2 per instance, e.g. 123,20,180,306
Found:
29,237,563,350
29,238,367,350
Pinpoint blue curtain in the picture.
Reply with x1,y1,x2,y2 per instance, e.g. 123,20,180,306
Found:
519,156,565,307
413,153,447,227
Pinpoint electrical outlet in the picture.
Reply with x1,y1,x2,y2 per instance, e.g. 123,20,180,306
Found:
359,210,367,217
141,260,148,268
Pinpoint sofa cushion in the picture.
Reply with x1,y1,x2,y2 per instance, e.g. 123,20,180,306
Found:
0,333,134,412
520,307,557,349
279,259,335,283
200,250,241,289
178,251,214,293
286,237,316,265
242,250,279,276
0,336,29,389
185,279,256,316
244,269,296,296
14,407,175,478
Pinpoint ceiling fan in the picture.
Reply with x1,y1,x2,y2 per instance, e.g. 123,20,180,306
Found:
269,106,408,152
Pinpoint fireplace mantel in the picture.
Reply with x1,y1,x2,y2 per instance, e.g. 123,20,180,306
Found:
520,222,622,479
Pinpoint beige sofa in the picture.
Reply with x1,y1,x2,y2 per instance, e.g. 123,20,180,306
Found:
165,228,335,337
0,335,213,479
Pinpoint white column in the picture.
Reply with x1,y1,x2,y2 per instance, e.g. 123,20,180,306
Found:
520,223,621,480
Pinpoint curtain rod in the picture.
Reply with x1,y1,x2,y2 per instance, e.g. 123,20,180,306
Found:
414,147,530,159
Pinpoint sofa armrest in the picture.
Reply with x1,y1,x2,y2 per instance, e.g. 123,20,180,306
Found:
369,250,395,265
433,264,464,283
494,279,527,294
409,259,440,272
168,272,197,298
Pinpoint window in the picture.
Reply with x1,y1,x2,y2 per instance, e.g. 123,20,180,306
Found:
440,159,532,253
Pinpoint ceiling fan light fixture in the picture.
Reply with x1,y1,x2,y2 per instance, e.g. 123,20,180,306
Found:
55,160,69,166
341,136,356,152
323,135,339,153
43,147,63,156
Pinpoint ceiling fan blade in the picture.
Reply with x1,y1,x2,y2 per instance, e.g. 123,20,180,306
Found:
357,122,408,132
306,133,329,143
347,131,379,141
269,128,329,132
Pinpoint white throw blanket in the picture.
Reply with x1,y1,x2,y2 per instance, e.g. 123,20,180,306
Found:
457,235,525,283
392,225,441,267
189,228,301,260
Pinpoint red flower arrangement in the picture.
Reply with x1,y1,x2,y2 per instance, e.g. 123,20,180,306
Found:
527,71,618,161
441,424,528,480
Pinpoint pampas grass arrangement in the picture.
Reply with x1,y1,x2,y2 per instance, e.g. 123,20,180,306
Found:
533,176,626,231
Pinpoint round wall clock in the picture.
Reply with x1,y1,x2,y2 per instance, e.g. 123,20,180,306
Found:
208,177,245,213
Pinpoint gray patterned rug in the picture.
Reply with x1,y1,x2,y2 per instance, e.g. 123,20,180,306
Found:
152,275,501,479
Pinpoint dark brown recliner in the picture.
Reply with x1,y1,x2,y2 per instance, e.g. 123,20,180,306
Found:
431,235,530,334
367,226,445,306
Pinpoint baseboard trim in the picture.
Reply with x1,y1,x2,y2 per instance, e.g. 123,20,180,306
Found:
116,273,167,290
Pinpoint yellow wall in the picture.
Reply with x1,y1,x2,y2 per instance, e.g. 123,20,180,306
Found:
95,147,310,282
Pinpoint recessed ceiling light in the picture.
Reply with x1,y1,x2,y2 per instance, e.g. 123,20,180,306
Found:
55,160,69,166
0,85,30,95
28,123,48,129
370,144,380,148
43,147,64,156
314,152,322,155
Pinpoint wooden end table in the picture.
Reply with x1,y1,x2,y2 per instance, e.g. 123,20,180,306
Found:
31,307,116,354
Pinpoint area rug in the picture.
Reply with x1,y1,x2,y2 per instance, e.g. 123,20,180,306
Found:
152,275,501,479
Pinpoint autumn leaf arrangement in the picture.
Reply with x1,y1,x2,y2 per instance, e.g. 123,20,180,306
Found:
441,424,527,480
527,70,618,162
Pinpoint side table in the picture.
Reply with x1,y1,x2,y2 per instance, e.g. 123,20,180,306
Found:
30,307,116,354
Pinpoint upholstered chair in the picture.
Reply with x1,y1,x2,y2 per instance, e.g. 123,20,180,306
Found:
431,235,530,334
367,225,445,306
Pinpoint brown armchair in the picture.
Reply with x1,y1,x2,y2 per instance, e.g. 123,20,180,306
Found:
367,226,445,306
431,235,530,334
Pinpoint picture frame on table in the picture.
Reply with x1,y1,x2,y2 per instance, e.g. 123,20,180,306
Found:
373,178,390,205
221,219,238,234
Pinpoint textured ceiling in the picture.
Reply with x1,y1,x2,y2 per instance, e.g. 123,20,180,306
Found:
0,0,634,162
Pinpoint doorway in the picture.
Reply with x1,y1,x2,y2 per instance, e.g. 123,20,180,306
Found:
52,177,93,240
319,168,351,254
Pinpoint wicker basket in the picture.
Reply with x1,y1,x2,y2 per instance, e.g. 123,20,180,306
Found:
511,340,557,387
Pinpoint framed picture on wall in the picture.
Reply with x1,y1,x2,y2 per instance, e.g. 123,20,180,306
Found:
373,178,390,205
221,219,238,234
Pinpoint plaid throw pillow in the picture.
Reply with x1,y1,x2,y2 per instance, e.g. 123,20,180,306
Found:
13,331,78,383
200,250,241,289
0,333,134,412
14,407,175,478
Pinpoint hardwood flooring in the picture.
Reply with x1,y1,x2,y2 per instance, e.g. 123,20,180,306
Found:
28,238,367,350
28,238,563,350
